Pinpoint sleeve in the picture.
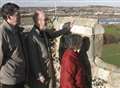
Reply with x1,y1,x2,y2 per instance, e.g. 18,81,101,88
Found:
0,37,4,67
27,35,42,78
46,28,70,39
75,65,86,88
60,55,77,88
0,32,7,68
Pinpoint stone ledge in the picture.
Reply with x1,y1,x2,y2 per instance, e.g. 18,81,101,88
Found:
94,57,120,73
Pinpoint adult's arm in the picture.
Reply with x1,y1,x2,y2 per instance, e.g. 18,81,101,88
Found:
0,31,8,68
27,35,43,79
46,22,71,39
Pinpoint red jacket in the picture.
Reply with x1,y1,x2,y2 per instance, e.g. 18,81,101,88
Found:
60,49,86,88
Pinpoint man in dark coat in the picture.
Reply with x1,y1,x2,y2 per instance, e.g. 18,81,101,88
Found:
27,9,71,88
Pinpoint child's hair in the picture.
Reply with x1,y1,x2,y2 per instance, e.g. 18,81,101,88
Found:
64,34,82,50
59,34,82,60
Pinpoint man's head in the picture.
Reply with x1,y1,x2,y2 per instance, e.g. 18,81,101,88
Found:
33,9,46,30
1,3,20,27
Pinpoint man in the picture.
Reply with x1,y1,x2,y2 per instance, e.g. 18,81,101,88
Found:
27,9,71,88
0,3,26,88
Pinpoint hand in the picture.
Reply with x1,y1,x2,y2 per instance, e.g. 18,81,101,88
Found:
36,73,45,84
37,75,45,84
62,17,75,30
62,22,71,31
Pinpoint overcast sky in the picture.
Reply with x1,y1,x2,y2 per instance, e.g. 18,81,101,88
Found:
1,0,120,7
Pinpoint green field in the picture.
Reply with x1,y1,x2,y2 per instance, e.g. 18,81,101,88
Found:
103,24,120,38
102,24,120,67
102,43,120,67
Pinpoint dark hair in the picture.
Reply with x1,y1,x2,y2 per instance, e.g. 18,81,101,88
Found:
59,34,82,60
64,34,82,50
1,3,20,20
81,37,90,52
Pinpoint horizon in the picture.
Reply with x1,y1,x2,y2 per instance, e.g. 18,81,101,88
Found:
1,0,120,7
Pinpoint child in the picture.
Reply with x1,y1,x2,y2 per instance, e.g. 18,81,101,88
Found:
60,34,86,88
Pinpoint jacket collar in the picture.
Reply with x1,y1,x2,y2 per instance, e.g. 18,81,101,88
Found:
2,20,17,33
64,49,80,56
33,25,40,34
32,25,45,35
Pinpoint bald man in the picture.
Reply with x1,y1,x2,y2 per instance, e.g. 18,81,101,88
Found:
27,9,71,88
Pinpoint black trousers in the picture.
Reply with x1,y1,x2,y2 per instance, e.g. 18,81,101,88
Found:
0,82,25,88
28,80,49,88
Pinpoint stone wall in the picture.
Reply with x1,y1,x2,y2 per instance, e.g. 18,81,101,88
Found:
53,17,120,88
24,17,120,88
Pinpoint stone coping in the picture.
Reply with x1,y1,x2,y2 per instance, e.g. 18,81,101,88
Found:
94,57,120,73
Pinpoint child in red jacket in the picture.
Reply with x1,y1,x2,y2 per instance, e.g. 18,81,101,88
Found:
60,34,86,88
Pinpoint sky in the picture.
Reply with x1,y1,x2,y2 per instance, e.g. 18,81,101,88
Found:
1,0,120,7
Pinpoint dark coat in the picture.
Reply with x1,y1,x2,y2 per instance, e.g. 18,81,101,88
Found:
27,25,70,87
